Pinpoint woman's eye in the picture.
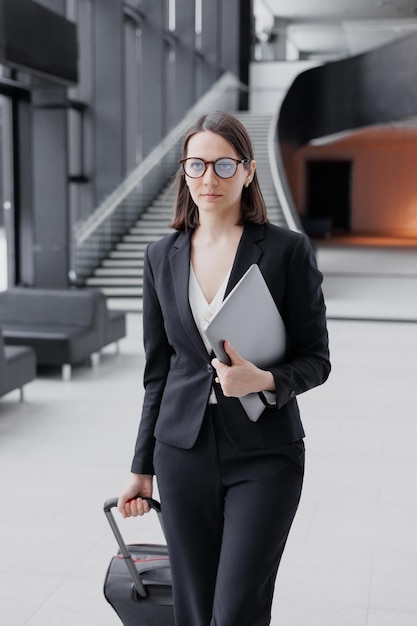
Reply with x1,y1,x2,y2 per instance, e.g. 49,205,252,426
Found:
216,160,234,175
190,160,204,172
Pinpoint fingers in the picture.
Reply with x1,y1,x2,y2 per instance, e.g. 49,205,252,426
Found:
211,358,222,372
212,343,238,370
117,474,154,518
212,342,262,398
223,341,245,364
118,496,151,518
212,341,246,380
128,496,151,517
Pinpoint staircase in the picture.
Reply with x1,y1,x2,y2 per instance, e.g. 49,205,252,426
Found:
85,113,287,309
85,183,175,304
235,112,286,228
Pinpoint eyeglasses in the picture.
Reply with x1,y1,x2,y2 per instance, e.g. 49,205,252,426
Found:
179,157,250,179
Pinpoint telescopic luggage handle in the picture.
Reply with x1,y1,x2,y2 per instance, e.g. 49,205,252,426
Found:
103,496,166,599
103,496,162,517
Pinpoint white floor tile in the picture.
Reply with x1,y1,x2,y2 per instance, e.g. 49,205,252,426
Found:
367,610,417,626
275,541,373,608
370,549,417,614
272,599,368,626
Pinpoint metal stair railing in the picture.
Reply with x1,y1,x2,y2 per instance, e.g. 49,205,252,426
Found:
268,108,302,233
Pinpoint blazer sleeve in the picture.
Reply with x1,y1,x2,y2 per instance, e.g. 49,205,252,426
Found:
269,234,330,409
131,245,173,475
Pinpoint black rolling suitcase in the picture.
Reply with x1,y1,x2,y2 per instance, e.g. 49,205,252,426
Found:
103,496,175,625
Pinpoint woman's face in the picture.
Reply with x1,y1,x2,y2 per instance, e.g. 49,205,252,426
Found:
184,131,255,221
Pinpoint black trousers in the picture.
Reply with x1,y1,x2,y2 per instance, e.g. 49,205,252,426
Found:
154,405,305,626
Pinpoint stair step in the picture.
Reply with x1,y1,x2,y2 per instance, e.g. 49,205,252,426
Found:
128,227,170,236
103,259,144,267
87,276,143,286
123,237,165,245
93,287,143,297
145,205,172,212
110,250,146,258
94,268,141,276
116,243,149,250
137,215,171,222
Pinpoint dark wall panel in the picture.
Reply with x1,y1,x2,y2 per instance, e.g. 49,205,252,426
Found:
32,106,69,287
93,0,124,204
0,0,77,84
174,0,196,126
220,0,240,76
200,1,221,94
140,1,167,157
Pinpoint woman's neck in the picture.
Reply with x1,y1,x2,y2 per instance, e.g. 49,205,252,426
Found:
194,214,243,245
190,221,243,304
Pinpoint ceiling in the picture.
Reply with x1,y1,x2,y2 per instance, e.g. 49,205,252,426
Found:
254,0,417,60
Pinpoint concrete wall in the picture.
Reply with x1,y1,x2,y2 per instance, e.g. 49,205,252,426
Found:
249,60,319,113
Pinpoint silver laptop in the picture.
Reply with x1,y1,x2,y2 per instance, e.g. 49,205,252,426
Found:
204,264,286,421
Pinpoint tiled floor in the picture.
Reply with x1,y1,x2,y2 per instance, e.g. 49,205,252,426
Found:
1,237,417,625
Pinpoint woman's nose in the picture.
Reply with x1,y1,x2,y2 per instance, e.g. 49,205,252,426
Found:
202,163,218,184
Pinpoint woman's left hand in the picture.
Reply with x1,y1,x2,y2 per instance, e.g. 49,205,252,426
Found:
212,341,275,398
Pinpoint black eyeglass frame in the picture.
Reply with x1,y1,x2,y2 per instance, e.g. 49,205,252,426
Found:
179,157,251,179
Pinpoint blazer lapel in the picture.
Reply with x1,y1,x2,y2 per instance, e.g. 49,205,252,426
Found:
224,222,265,298
169,230,209,358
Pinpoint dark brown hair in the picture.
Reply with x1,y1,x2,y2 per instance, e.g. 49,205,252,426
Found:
170,111,268,231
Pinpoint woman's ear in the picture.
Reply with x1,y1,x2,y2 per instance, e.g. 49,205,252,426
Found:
248,159,256,179
243,159,255,188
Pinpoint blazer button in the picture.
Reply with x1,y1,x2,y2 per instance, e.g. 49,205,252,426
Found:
206,364,213,374
290,390,296,399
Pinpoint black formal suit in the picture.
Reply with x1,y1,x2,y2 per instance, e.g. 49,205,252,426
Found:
130,220,330,625
131,221,330,475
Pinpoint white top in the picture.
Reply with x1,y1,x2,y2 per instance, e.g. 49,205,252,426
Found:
189,264,231,404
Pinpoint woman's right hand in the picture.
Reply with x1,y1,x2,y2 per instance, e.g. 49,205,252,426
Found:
117,473,154,518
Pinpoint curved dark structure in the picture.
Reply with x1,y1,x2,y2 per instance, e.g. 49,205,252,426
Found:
278,31,417,171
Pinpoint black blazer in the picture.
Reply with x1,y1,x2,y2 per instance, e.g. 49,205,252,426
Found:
131,222,330,475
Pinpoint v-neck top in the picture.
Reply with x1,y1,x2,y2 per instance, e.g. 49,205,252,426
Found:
189,263,231,354
189,264,232,404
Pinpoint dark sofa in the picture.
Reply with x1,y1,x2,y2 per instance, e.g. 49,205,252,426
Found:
0,326,36,401
0,288,126,380
106,309,127,354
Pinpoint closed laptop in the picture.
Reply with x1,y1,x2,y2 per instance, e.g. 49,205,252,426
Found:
204,264,286,421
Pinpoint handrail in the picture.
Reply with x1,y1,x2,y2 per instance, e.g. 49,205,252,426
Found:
267,108,302,233
74,73,242,247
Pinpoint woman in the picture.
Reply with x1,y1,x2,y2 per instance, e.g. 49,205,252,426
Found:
118,111,330,625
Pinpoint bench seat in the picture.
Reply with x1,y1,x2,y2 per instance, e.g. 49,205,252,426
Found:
0,288,126,380
0,328,36,400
